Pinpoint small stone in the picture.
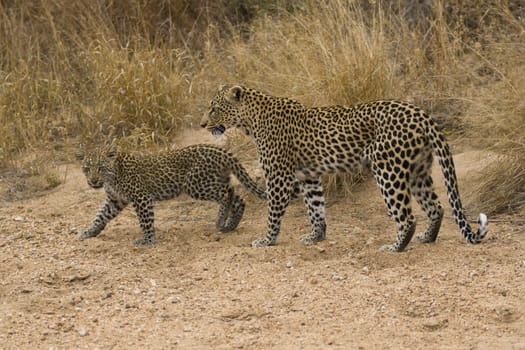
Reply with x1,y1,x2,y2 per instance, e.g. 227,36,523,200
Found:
14,216,25,222
332,274,346,281
78,327,88,337
183,326,192,332
422,318,448,331
286,261,293,269
166,296,180,304
362,266,369,275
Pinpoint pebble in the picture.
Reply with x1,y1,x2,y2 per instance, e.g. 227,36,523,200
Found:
166,296,180,304
422,318,448,331
286,261,293,269
78,327,88,337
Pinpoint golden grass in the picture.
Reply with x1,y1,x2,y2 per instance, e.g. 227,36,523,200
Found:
0,0,523,213
463,70,525,215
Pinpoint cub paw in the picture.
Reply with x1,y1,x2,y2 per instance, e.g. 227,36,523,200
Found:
415,233,435,243
380,244,403,252
78,229,98,240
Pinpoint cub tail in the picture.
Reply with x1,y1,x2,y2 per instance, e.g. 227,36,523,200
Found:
227,152,267,201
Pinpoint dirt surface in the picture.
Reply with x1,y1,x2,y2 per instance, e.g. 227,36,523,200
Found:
1,139,524,349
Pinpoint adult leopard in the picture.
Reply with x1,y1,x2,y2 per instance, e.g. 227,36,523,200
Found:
77,144,266,246
200,85,488,251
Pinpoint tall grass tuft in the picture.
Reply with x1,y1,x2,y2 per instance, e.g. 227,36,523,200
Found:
464,70,525,215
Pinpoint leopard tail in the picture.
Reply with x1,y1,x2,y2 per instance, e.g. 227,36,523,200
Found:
426,117,488,244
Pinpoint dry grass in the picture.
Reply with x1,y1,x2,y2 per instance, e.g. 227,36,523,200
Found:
0,0,523,212
463,68,525,215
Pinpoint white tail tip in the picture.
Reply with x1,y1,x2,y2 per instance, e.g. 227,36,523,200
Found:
478,213,488,240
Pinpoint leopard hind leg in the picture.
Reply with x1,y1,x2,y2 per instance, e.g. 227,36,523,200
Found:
371,160,416,252
410,149,444,243
298,179,327,245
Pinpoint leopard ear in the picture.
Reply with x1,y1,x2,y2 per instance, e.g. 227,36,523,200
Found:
226,85,243,103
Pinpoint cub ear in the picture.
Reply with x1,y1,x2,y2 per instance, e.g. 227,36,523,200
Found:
75,144,85,161
226,85,243,103
75,151,85,161
106,145,118,159
104,139,119,159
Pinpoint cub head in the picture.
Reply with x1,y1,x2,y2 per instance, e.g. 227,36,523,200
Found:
200,85,251,137
76,145,118,189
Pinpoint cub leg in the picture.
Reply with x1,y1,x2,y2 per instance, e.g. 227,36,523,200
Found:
80,197,127,240
221,191,246,232
132,197,156,246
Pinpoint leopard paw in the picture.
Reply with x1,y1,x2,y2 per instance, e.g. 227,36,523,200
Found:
251,238,275,247
132,238,154,246
299,233,325,245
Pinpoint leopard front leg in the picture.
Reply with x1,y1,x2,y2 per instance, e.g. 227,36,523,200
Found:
251,172,295,247
298,179,327,245
131,197,156,246
80,197,127,240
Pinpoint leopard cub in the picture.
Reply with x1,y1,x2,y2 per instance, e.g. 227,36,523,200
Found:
77,144,266,246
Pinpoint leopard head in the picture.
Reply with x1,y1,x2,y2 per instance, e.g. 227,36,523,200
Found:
77,145,118,189
200,85,253,137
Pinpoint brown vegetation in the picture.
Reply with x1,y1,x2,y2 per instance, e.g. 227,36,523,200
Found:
0,0,523,213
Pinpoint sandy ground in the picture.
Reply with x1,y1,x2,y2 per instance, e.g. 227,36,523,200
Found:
0,139,524,349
